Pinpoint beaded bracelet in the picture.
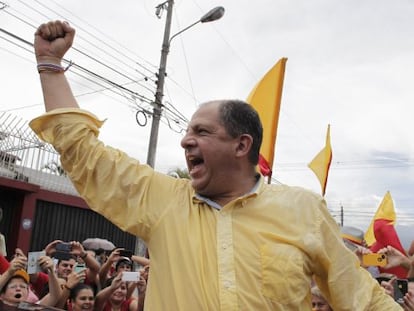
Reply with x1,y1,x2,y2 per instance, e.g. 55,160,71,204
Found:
37,61,73,73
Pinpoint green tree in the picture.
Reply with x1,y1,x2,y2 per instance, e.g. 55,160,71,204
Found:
167,167,190,179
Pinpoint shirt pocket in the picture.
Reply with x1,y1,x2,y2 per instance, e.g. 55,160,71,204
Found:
260,243,309,305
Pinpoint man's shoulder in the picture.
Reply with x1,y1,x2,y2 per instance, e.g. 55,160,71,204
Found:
263,183,322,201
257,183,326,217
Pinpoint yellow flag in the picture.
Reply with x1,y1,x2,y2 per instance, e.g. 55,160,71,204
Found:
308,124,332,196
246,58,287,178
364,191,396,246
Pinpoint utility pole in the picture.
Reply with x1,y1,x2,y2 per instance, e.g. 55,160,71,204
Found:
136,1,224,258
147,0,174,168
146,2,224,168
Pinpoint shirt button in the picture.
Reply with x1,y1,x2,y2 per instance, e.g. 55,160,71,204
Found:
224,281,231,289
222,243,228,249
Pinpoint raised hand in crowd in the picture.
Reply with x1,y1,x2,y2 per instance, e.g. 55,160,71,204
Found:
38,255,54,273
378,245,411,274
95,272,139,311
379,277,396,299
66,268,87,289
56,265,87,309
36,254,63,307
401,290,414,311
136,275,147,311
353,245,372,267
99,247,124,287
0,251,27,289
131,255,150,267
70,240,100,284
408,241,414,257
44,239,64,257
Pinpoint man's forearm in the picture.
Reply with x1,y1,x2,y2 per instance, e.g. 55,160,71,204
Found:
34,21,78,111
38,70,79,111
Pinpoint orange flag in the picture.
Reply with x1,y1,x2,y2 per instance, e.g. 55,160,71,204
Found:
246,58,287,179
364,191,396,246
308,124,332,196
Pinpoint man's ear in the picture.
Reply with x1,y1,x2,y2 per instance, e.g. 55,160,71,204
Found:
235,134,253,158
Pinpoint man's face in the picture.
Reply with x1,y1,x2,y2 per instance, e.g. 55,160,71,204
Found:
181,102,241,198
116,263,132,273
57,258,76,278
0,277,29,305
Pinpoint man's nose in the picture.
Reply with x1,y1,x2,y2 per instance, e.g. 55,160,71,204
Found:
181,132,195,149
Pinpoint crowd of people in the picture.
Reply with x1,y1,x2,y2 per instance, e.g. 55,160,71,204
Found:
0,236,413,310
0,239,149,310
310,235,414,310
0,19,411,310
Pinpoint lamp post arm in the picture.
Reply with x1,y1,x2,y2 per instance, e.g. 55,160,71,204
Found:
169,20,200,44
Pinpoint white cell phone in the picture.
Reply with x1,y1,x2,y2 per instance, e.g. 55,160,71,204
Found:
74,264,87,274
27,251,46,274
121,271,140,282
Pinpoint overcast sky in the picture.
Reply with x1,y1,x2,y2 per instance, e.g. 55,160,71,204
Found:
1,0,413,244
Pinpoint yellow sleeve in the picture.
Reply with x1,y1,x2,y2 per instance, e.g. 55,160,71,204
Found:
30,109,184,241
310,201,401,310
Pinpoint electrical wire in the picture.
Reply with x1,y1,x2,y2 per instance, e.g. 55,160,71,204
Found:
2,0,191,131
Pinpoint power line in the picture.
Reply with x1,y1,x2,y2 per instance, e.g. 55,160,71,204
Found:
5,1,156,94
46,0,158,78
29,0,157,90
0,26,153,104
2,1,191,133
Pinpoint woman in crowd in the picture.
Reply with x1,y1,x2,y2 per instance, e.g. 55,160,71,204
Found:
95,273,139,311
68,283,96,311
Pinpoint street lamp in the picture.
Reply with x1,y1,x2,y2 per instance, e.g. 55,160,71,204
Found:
146,2,225,168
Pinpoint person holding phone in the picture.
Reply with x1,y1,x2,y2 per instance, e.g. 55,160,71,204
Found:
379,277,414,310
94,273,140,311
399,278,414,311
70,240,100,289
0,251,62,308
46,240,99,284
31,20,402,310
98,248,133,288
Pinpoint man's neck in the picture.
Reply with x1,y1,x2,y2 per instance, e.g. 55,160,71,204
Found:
198,173,260,208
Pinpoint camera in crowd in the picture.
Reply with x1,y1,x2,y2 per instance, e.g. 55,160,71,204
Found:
375,276,408,304
53,242,73,260
362,253,387,267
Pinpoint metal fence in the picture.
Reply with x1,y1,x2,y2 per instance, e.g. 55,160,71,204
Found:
0,111,78,196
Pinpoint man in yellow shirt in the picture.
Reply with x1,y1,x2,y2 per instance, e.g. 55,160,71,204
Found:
30,20,401,310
